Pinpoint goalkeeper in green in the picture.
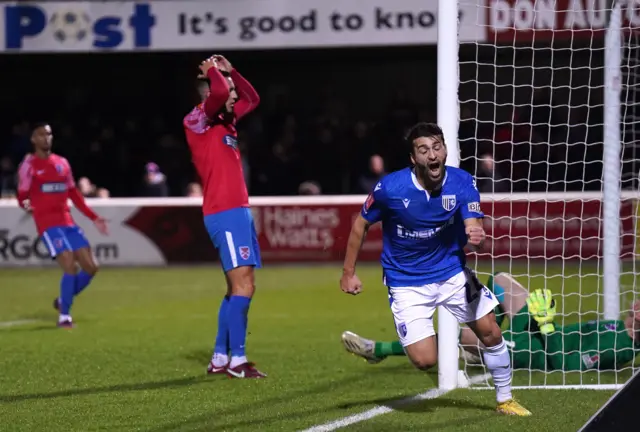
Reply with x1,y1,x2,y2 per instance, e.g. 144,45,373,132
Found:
342,272,640,371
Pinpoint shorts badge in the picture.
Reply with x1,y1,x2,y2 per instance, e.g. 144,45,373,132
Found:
239,246,250,260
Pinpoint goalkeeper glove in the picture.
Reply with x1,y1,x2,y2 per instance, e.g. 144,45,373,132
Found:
526,289,556,335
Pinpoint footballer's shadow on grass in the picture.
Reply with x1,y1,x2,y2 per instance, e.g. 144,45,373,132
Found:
392,396,494,413
3,324,58,332
184,349,214,365
149,369,392,432
336,393,491,413
419,414,494,431
4,324,58,333
155,406,336,432
0,376,209,403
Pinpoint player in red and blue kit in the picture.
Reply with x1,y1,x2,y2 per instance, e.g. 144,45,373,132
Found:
17,123,108,328
183,55,265,378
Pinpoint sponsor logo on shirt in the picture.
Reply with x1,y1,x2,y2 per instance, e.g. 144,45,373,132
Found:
468,202,481,213
223,134,238,149
396,217,454,239
40,182,67,193
442,194,456,211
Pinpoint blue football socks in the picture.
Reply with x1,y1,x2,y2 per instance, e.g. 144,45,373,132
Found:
59,273,76,315
227,295,251,358
74,270,94,296
214,296,231,355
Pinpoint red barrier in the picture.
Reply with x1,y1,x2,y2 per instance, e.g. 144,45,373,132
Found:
0,196,635,266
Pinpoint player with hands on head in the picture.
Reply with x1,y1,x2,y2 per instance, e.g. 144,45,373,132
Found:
183,54,265,379
17,123,108,328
340,122,531,416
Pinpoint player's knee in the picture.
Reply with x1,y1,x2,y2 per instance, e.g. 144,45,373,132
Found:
410,353,437,371
84,262,99,277
228,266,256,297
406,345,437,371
57,252,77,274
478,324,503,348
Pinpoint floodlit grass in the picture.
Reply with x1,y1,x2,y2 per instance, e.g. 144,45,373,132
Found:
0,264,627,431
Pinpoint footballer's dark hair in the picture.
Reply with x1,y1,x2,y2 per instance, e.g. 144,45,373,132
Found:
404,122,445,154
31,122,50,135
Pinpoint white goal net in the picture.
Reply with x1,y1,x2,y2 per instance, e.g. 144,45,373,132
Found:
454,0,640,389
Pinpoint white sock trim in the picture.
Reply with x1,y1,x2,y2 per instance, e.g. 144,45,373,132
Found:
230,355,248,369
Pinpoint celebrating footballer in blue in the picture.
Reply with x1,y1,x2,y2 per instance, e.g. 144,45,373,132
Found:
340,122,531,416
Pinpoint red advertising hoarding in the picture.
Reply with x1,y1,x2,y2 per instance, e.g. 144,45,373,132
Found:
125,198,636,263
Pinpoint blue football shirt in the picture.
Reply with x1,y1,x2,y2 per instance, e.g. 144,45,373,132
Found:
360,166,484,287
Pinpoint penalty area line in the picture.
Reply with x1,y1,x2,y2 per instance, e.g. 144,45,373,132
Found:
300,373,491,432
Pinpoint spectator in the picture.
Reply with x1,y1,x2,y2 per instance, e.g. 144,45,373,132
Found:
96,188,110,198
476,154,509,193
0,156,17,198
298,181,322,195
358,154,386,193
78,176,97,197
140,162,169,197
186,182,203,197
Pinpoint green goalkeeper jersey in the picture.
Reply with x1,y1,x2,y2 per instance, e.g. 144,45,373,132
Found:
501,305,640,371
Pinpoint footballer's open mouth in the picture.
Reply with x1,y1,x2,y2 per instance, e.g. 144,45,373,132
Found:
427,162,442,177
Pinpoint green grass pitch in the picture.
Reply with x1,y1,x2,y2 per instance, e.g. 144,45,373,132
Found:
0,263,634,431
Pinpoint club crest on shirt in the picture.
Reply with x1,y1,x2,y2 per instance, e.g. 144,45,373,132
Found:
55,164,63,174
223,134,238,149
239,246,251,260
604,322,617,331
442,195,456,211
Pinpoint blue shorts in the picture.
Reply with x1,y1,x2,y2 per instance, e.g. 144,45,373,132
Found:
204,207,262,272
41,225,90,259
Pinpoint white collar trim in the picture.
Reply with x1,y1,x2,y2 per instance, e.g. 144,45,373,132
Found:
411,168,448,200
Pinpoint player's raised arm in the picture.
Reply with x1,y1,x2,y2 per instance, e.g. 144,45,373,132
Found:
215,55,260,120
200,57,232,119
229,69,259,119
460,176,486,251
341,183,386,295
16,155,33,211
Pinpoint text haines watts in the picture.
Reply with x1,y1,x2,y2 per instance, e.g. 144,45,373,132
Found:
252,206,339,248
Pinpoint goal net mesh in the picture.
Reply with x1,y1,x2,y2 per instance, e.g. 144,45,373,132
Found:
457,0,640,389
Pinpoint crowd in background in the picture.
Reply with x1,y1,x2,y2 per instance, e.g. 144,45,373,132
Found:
1,46,637,200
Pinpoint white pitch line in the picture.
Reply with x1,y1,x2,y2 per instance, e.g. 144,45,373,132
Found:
472,384,623,391
0,319,39,328
300,373,491,432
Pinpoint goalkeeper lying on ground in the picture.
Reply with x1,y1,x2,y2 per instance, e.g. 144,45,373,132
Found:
342,272,640,371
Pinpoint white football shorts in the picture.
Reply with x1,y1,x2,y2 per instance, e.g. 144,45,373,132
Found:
388,269,499,347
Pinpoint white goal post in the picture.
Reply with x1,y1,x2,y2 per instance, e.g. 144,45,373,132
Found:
438,0,639,390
